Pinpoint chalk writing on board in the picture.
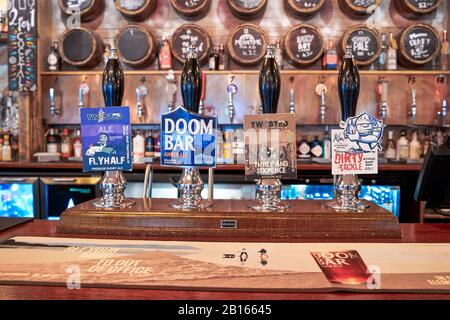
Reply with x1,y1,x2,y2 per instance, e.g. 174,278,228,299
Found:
234,28,263,57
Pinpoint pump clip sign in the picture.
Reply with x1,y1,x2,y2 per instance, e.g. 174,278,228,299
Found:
331,111,385,175
161,106,217,167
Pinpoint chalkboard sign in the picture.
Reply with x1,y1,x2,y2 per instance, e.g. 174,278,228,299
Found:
397,0,443,15
171,24,212,65
227,0,267,19
59,27,104,68
399,24,440,65
114,0,157,21
8,0,37,91
115,24,156,67
284,24,324,67
340,0,382,16
227,23,268,66
58,0,103,22
170,0,211,19
342,25,381,66
285,0,325,18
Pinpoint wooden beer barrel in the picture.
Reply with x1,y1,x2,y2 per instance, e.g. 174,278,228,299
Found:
341,24,382,66
227,23,268,66
58,0,104,22
284,24,324,67
227,0,267,20
171,24,212,65
396,0,443,16
113,0,157,21
398,24,441,66
339,0,382,16
58,27,104,68
170,0,211,19
114,24,156,67
284,0,325,18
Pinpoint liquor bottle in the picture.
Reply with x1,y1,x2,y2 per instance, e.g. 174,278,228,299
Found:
73,129,82,159
339,46,360,121
145,130,154,158
2,134,11,162
310,135,323,158
102,46,124,107
259,45,280,114
377,32,387,70
11,134,18,161
274,40,284,70
298,136,311,159
61,128,72,160
181,46,202,113
46,128,61,153
436,128,445,146
0,10,4,33
441,30,449,71
208,48,216,71
218,44,229,70
385,130,396,160
421,129,430,157
133,130,145,164
322,127,331,160
386,32,398,71
233,128,245,164
159,36,172,70
47,41,61,72
325,39,337,70
409,130,421,161
153,130,161,157
396,129,409,161
223,129,234,164
0,10,7,34
0,135,3,161
216,130,224,164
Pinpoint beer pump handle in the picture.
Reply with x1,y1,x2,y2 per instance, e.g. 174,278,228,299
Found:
259,44,280,114
338,46,360,122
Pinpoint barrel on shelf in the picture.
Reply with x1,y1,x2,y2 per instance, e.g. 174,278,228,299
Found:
227,23,268,66
339,0,383,17
58,27,104,68
227,0,267,20
284,0,325,18
57,0,104,22
171,24,212,65
341,24,382,66
114,24,156,68
284,24,324,67
113,0,157,21
398,24,441,67
395,0,443,16
170,0,211,19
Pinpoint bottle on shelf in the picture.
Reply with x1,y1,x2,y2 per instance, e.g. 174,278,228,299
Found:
233,128,245,164
0,10,4,34
46,128,61,153
132,130,145,164
223,129,234,164
298,136,311,159
11,134,18,161
310,135,323,158
396,129,409,161
72,129,82,159
385,130,396,160
421,129,430,158
218,44,229,70
159,36,172,70
47,41,61,72
322,127,331,160
274,40,284,70
409,130,421,161
2,134,11,162
152,130,161,157
60,128,72,160
324,39,337,70
208,48,216,70
216,130,224,164
0,135,3,161
441,30,449,71
436,128,445,146
387,32,398,71
145,130,154,158
377,32,387,70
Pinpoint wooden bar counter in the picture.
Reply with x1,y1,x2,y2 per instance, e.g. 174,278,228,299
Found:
1,221,450,300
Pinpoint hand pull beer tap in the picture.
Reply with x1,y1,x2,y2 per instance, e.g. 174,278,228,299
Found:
92,45,134,209
136,84,148,121
166,70,177,112
227,75,237,123
327,46,369,212
380,80,388,121
315,80,327,124
289,76,295,114
49,87,60,116
249,44,289,213
78,79,90,108
408,88,417,122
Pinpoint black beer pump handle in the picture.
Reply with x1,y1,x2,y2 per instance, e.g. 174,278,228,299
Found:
338,46,360,122
259,44,281,114
102,45,124,107
181,45,202,114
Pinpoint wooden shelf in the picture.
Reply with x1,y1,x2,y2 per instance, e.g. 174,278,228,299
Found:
40,70,450,76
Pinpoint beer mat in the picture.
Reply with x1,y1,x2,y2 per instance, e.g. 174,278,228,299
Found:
0,237,449,293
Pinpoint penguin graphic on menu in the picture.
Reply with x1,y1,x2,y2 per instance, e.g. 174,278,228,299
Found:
258,249,268,266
